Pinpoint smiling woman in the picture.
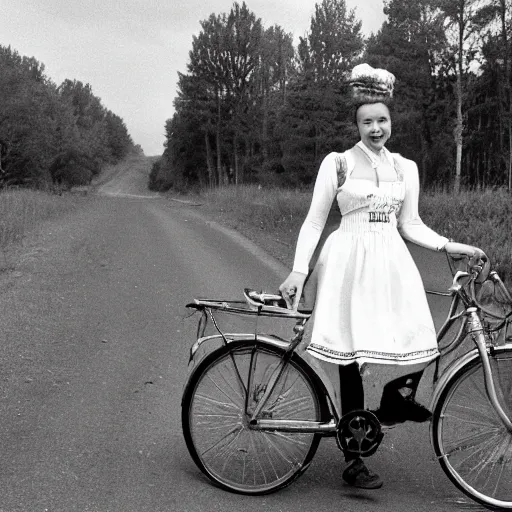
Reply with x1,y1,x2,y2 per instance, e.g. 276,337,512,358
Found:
278,62,487,489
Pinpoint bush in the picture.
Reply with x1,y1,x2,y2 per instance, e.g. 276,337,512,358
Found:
49,150,98,188
148,157,173,192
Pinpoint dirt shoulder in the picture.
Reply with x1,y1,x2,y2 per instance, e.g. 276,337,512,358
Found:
0,196,109,385
167,195,340,277
189,201,297,268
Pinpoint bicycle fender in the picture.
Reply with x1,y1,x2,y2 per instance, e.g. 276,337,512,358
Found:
189,333,291,363
429,343,512,412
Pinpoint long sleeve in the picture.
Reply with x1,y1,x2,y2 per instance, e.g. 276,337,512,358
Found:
292,153,339,274
397,157,449,251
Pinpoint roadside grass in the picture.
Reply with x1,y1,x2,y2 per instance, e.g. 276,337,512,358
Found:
420,188,512,282
193,185,512,283
199,185,307,233
0,189,78,269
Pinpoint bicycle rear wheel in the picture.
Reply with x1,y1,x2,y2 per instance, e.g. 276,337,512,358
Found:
182,340,328,495
432,347,512,509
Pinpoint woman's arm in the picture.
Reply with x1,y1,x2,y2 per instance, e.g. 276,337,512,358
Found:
280,153,339,309
397,158,487,269
397,158,449,251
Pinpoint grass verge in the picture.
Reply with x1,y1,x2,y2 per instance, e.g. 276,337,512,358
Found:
174,185,512,283
0,189,79,269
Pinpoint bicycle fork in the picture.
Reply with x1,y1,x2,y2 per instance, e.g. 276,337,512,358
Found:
467,307,512,433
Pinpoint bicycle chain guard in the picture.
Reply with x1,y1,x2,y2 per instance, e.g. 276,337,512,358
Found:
336,410,383,458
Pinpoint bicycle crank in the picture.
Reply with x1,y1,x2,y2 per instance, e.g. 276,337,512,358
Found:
336,410,383,458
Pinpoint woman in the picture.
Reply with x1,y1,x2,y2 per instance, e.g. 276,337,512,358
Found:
279,64,486,490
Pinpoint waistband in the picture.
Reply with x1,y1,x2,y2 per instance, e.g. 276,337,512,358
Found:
338,210,397,234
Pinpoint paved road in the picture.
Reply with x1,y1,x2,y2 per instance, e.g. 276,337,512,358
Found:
0,159,485,511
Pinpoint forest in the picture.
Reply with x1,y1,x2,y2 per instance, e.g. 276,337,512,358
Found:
0,45,138,189
150,0,512,194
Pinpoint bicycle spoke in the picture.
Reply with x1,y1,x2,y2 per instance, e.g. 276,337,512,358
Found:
270,395,315,418
204,374,241,410
444,410,499,430
200,425,243,459
464,433,504,481
467,369,488,403
492,436,512,497
194,393,242,413
249,430,268,485
219,430,245,473
444,426,500,456
265,432,310,464
206,363,245,405
467,433,512,500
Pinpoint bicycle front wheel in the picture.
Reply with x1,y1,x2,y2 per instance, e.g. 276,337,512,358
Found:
432,347,512,509
182,340,328,495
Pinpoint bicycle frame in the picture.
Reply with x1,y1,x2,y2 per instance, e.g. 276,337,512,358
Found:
187,268,512,437
187,303,341,434
429,270,512,432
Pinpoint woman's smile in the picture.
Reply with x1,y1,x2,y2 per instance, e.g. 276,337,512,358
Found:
356,103,392,154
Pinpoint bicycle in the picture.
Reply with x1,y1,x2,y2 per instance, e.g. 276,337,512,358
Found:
181,257,512,510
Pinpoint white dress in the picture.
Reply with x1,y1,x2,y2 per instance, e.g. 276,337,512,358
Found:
293,142,449,366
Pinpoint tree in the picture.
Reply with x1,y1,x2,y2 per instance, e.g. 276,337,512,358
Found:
163,2,296,189
253,25,295,173
104,111,133,162
485,0,512,189
185,3,263,185
364,0,449,187
439,0,494,193
0,46,73,186
308,0,364,84
278,0,364,184
0,45,134,189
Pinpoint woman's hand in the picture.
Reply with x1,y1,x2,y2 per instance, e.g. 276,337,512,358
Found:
444,241,489,277
279,271,307,310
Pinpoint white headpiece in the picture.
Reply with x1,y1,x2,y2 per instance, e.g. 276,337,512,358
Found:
349,63,395,102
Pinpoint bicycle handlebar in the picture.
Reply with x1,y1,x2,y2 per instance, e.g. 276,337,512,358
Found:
448,259,512,321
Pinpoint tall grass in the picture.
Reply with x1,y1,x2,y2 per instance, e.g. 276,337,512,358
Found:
199,184,310,234
420,188,512,282
0,189,78,266
197,184,512,282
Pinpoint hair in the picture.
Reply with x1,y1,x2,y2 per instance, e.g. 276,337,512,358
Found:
348,64,396,124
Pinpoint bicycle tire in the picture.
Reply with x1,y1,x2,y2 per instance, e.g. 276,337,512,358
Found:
432,347,512,510
182,340,329,495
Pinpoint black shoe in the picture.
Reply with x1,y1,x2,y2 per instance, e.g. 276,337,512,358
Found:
373,396,432,426
342,458,383,489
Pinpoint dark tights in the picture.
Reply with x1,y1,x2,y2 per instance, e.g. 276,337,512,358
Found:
338,363,424,461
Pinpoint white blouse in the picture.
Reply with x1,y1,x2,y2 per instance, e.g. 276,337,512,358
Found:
292,144,449,275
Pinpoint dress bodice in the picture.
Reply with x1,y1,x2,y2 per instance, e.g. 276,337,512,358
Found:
337,177,405,218
291,143,449,275
337,145,406,225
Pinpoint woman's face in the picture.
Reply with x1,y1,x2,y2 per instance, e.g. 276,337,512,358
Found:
356,102,391,154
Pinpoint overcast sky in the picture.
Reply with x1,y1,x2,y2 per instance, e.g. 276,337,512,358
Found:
1,0,385,156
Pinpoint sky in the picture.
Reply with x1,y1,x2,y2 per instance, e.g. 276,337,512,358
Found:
1,0,386,156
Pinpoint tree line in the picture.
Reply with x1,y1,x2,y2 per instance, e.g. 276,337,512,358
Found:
151,0,512,193
0,45,138,189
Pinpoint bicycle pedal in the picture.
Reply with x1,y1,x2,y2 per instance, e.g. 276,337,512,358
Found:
380,424,397,431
